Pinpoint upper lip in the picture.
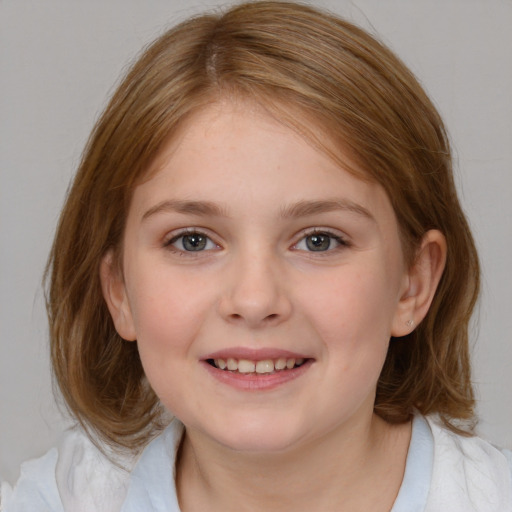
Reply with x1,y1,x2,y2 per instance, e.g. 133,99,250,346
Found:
203,347,312,361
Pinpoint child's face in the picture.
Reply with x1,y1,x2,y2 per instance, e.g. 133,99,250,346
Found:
106,100,411,453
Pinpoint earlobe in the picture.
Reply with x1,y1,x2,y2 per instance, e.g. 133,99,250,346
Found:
99,251,137,341
391,230,447,337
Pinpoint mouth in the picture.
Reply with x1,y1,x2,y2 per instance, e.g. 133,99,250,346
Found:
206,357,309,375
202,350,313,390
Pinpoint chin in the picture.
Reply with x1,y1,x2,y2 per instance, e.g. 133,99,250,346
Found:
219,433,300,454
199,414,308,454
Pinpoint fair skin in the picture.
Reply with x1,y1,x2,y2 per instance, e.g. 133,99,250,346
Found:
101,100,446,511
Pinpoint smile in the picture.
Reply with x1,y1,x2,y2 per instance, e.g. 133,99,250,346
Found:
208,357,306,374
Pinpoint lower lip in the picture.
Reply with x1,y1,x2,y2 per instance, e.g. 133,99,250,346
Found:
202,359,313,391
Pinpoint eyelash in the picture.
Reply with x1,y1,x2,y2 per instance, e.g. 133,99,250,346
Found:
163,228,220,255
163,228,350,256
293,229,350,255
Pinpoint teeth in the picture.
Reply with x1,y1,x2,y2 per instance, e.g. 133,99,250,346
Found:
213,357,306,374
238,359,256,373
275,358,287,370
256,360,274,374
286,358,296,369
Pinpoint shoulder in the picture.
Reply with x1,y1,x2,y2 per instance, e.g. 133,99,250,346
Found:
424,416,512,511
1,447,62,512
54,427,135,512
1,427,134,512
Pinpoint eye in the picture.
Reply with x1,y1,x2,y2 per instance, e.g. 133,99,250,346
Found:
166,231,218,252
294,231,347,252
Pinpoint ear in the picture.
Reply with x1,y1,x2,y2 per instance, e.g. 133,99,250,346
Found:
391,230,447,337
99,250,137,341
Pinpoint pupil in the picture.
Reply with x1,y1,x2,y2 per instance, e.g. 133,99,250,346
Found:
306,234,330,251
183,234,207,251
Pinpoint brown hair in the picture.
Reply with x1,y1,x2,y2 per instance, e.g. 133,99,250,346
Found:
46,1,479,451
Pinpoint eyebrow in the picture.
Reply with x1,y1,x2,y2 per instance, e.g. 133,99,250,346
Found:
142,199,229,221
141,198,374,222
279,199,375,222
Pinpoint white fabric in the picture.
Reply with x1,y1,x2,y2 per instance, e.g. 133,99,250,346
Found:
392,414,433,511
426,417,512,511
54,429,134,512
1,416,511,511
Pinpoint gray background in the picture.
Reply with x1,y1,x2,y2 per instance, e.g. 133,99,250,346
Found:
1,0,511,485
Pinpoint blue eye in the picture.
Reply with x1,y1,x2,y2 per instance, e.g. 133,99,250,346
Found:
168,232,217,252
295,232,346,252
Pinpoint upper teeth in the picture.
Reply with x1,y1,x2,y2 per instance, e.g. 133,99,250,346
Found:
214,357,305,374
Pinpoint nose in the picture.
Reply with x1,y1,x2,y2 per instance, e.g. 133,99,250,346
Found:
217,250,292,328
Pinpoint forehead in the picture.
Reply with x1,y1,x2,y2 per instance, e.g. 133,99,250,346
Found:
143,94,370,180
129,99,392,223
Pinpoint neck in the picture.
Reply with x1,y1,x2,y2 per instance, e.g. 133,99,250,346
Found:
176,414,411,512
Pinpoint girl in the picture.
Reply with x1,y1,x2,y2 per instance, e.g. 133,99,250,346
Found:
2,2,511,510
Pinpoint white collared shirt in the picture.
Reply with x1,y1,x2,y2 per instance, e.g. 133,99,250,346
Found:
2,415,511,511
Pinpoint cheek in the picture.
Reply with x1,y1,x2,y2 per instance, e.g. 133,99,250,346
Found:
303,270,397,405
126,266,215,356
126,269,217,413
301,267,399,341
300,265,400,388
